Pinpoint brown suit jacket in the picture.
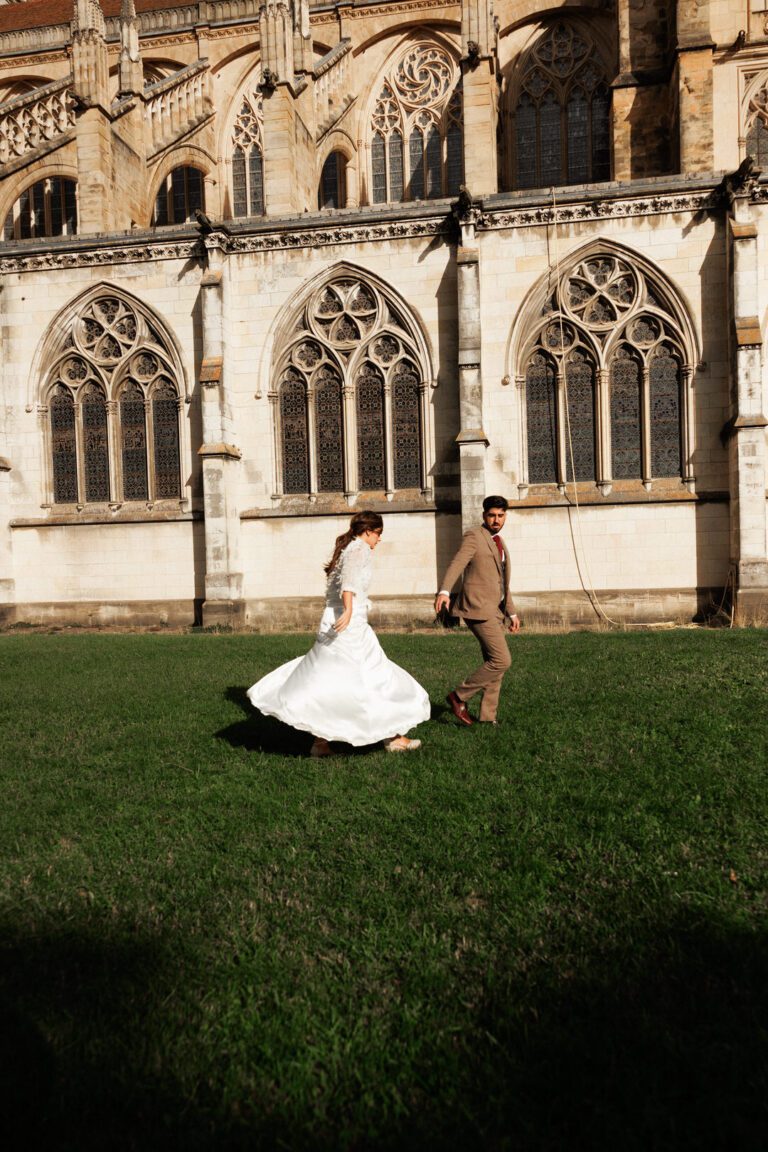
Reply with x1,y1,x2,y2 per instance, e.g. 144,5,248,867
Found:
439,526,516,621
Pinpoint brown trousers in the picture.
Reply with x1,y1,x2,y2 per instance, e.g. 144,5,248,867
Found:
455,614,512,721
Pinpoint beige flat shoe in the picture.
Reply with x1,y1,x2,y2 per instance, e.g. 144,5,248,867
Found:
384,737,422,753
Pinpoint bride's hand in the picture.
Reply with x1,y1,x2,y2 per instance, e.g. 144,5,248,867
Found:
334,608,352,633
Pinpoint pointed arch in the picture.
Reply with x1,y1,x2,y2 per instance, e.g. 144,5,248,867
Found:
268,263,435,499
35,284,188,507
510,240,698,489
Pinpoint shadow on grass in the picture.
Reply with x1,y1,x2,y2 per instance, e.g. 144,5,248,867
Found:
216,686,388,759
2,910,766,1150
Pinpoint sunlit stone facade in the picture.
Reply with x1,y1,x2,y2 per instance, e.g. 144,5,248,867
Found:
0,0,766,627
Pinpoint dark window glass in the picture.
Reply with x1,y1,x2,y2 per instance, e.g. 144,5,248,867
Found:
356,362,386,489
446,121,463,196
314,366,344,491
425,125,441,198
152,381,181,498
526,353,558,483
392,359,421,488
591,85,611,181
516,94,538,189
82,386,110,502
249,148,264,215
567,87,589,184
389,131,404,203
565,351,595,482
540,91,562,187
372,134,387,203
409,130,425,200
120,381,149,501
280,370,310,494
232,148,247,217
51,386,78,503
650,349,682,477
610,349,642,479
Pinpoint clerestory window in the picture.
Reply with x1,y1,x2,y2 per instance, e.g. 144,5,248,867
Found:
370,43,463,205
154,165,205,226
3,177,77,240
746,82,768,166
522,255,692,488
271,276,429,498
512,22,611,191
231,91,265,217
44,295,183,506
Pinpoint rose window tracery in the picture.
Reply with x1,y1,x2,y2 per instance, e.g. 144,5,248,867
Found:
370,42,462,204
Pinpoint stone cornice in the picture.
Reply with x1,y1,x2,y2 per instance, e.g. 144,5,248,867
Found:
310,0,454,26
0,182,732,274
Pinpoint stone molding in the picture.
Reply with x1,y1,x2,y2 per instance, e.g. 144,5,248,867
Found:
0,183,731,274
310,0,451,26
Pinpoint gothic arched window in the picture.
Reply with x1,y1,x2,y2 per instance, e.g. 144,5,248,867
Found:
3,176,77,240
154,166,204,225
232,92,265,217
272,276,430,498
44,295,183,505
370,44,463,205
512,22,610,191
521,255,691,488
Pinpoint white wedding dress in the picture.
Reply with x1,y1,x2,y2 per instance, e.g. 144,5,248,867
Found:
247,537,431,746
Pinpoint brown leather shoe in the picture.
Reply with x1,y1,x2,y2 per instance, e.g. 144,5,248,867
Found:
446,691,474,727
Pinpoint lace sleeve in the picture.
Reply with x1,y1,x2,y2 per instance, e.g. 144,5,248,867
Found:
339,540,371,598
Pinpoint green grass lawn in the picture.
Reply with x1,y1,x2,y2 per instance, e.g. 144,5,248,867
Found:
1,629,767,1151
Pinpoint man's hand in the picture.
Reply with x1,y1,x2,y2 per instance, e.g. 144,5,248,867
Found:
435,593,451,615
507,613,521,634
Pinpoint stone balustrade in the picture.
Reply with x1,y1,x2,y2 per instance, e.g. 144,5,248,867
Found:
314,37,352,136
0,79,76,167
144,60,212,156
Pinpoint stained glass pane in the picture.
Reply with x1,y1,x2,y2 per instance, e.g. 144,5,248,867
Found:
49,177,64,237
650,351,682,477
409,130,425,200
18,188,32,239
565,353,595,482
232,148,247,217
516,95,537,189
314,366,344,491
120,382,149,501
746,117,768,166
356,363,386,489
152,383,181,498
425,125,441,198
32,181,45,238
610,351,641,479
372,134,387,203
567,88,588,184
249,148,264,215
389,131,404,203
392,359,421,488
154,183,168,226
540,92,562,186
51,386,78,503
280,371,309,494
591,85,611,181
446,123,463,196
526,354,557,484
82,387,110,502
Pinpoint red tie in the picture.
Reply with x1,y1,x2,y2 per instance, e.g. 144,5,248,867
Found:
492,535,504,561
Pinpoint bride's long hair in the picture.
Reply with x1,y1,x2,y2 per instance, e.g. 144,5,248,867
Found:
324,511,384,576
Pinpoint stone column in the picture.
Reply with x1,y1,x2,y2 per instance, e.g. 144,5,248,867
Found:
259,1,315,215
677,0,715,174
455,205,488,530
198,237,244,627
72,0,115,233
460,0,498,196
727,191,768,621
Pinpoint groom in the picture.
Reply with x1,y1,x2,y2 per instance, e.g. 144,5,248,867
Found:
434,495,520,726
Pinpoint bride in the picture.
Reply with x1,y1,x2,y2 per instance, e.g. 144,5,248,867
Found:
247,511,430,756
